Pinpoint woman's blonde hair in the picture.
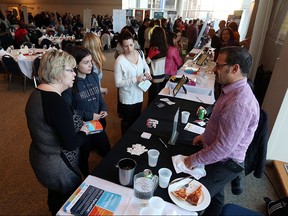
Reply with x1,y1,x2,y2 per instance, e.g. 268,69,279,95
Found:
82,33,106,71
38,50,76,83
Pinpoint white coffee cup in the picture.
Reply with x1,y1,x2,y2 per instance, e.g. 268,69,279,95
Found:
158,168,172,188
181,111,190,124
149,196,166,215
148,149,160,167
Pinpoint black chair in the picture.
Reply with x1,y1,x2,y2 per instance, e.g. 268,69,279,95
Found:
50,42,60,49
40,38,52,48
1,54,27,92
21,41,33,48
33,56,41,87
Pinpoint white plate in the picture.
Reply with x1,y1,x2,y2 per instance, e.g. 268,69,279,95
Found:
168,178,211,212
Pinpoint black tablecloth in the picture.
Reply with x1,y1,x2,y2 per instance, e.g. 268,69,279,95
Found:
92,95,210,203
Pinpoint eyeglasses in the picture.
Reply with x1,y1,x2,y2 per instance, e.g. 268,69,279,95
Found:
65,68,75,73
215,63,229,69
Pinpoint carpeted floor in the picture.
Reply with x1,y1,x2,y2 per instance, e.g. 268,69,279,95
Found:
0,50,283,215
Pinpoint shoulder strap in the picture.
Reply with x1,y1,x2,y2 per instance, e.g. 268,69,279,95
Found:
136,49,143,59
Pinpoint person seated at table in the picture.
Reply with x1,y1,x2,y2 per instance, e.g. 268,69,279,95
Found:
46,24,56,36
62,46,111,178
165,32,182,78
56,19,65,36
184,46,260,216
72,26,83,39
82,33,108,94
25,50,89,216
15,20,30,48
114,31,151,135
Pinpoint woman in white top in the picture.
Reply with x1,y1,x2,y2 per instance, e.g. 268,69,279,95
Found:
114,31,151,134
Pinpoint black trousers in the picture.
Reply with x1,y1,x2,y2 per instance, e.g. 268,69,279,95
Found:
118,102,142,135
199,161,243,216
79,121,111,178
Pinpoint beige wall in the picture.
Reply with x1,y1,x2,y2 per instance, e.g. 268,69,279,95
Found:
1,0,121,17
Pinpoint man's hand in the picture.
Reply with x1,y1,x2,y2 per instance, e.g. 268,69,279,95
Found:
193,135,203,146
184,156,194,169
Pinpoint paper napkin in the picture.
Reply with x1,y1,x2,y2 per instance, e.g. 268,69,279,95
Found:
127,144,148,156
172,154,206,180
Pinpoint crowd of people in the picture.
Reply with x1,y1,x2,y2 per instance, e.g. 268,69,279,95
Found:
1,9,257,216
0,10,114,50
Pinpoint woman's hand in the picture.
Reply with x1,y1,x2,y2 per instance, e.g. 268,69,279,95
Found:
144,72,152,80
80,123,89,135
99,111,108,118
136,75,145,83
93,111,108,120
93,113,101,120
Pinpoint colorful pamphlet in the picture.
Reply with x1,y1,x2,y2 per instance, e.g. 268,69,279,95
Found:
85,120,103,134
64,182,122,216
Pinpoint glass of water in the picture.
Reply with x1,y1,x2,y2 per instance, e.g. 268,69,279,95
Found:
32,44,35,54
28,49,33,56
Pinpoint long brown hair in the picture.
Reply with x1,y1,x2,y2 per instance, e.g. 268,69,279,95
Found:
150,27,168,58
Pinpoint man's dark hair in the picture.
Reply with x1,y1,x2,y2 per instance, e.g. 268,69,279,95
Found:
219,46,252,76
